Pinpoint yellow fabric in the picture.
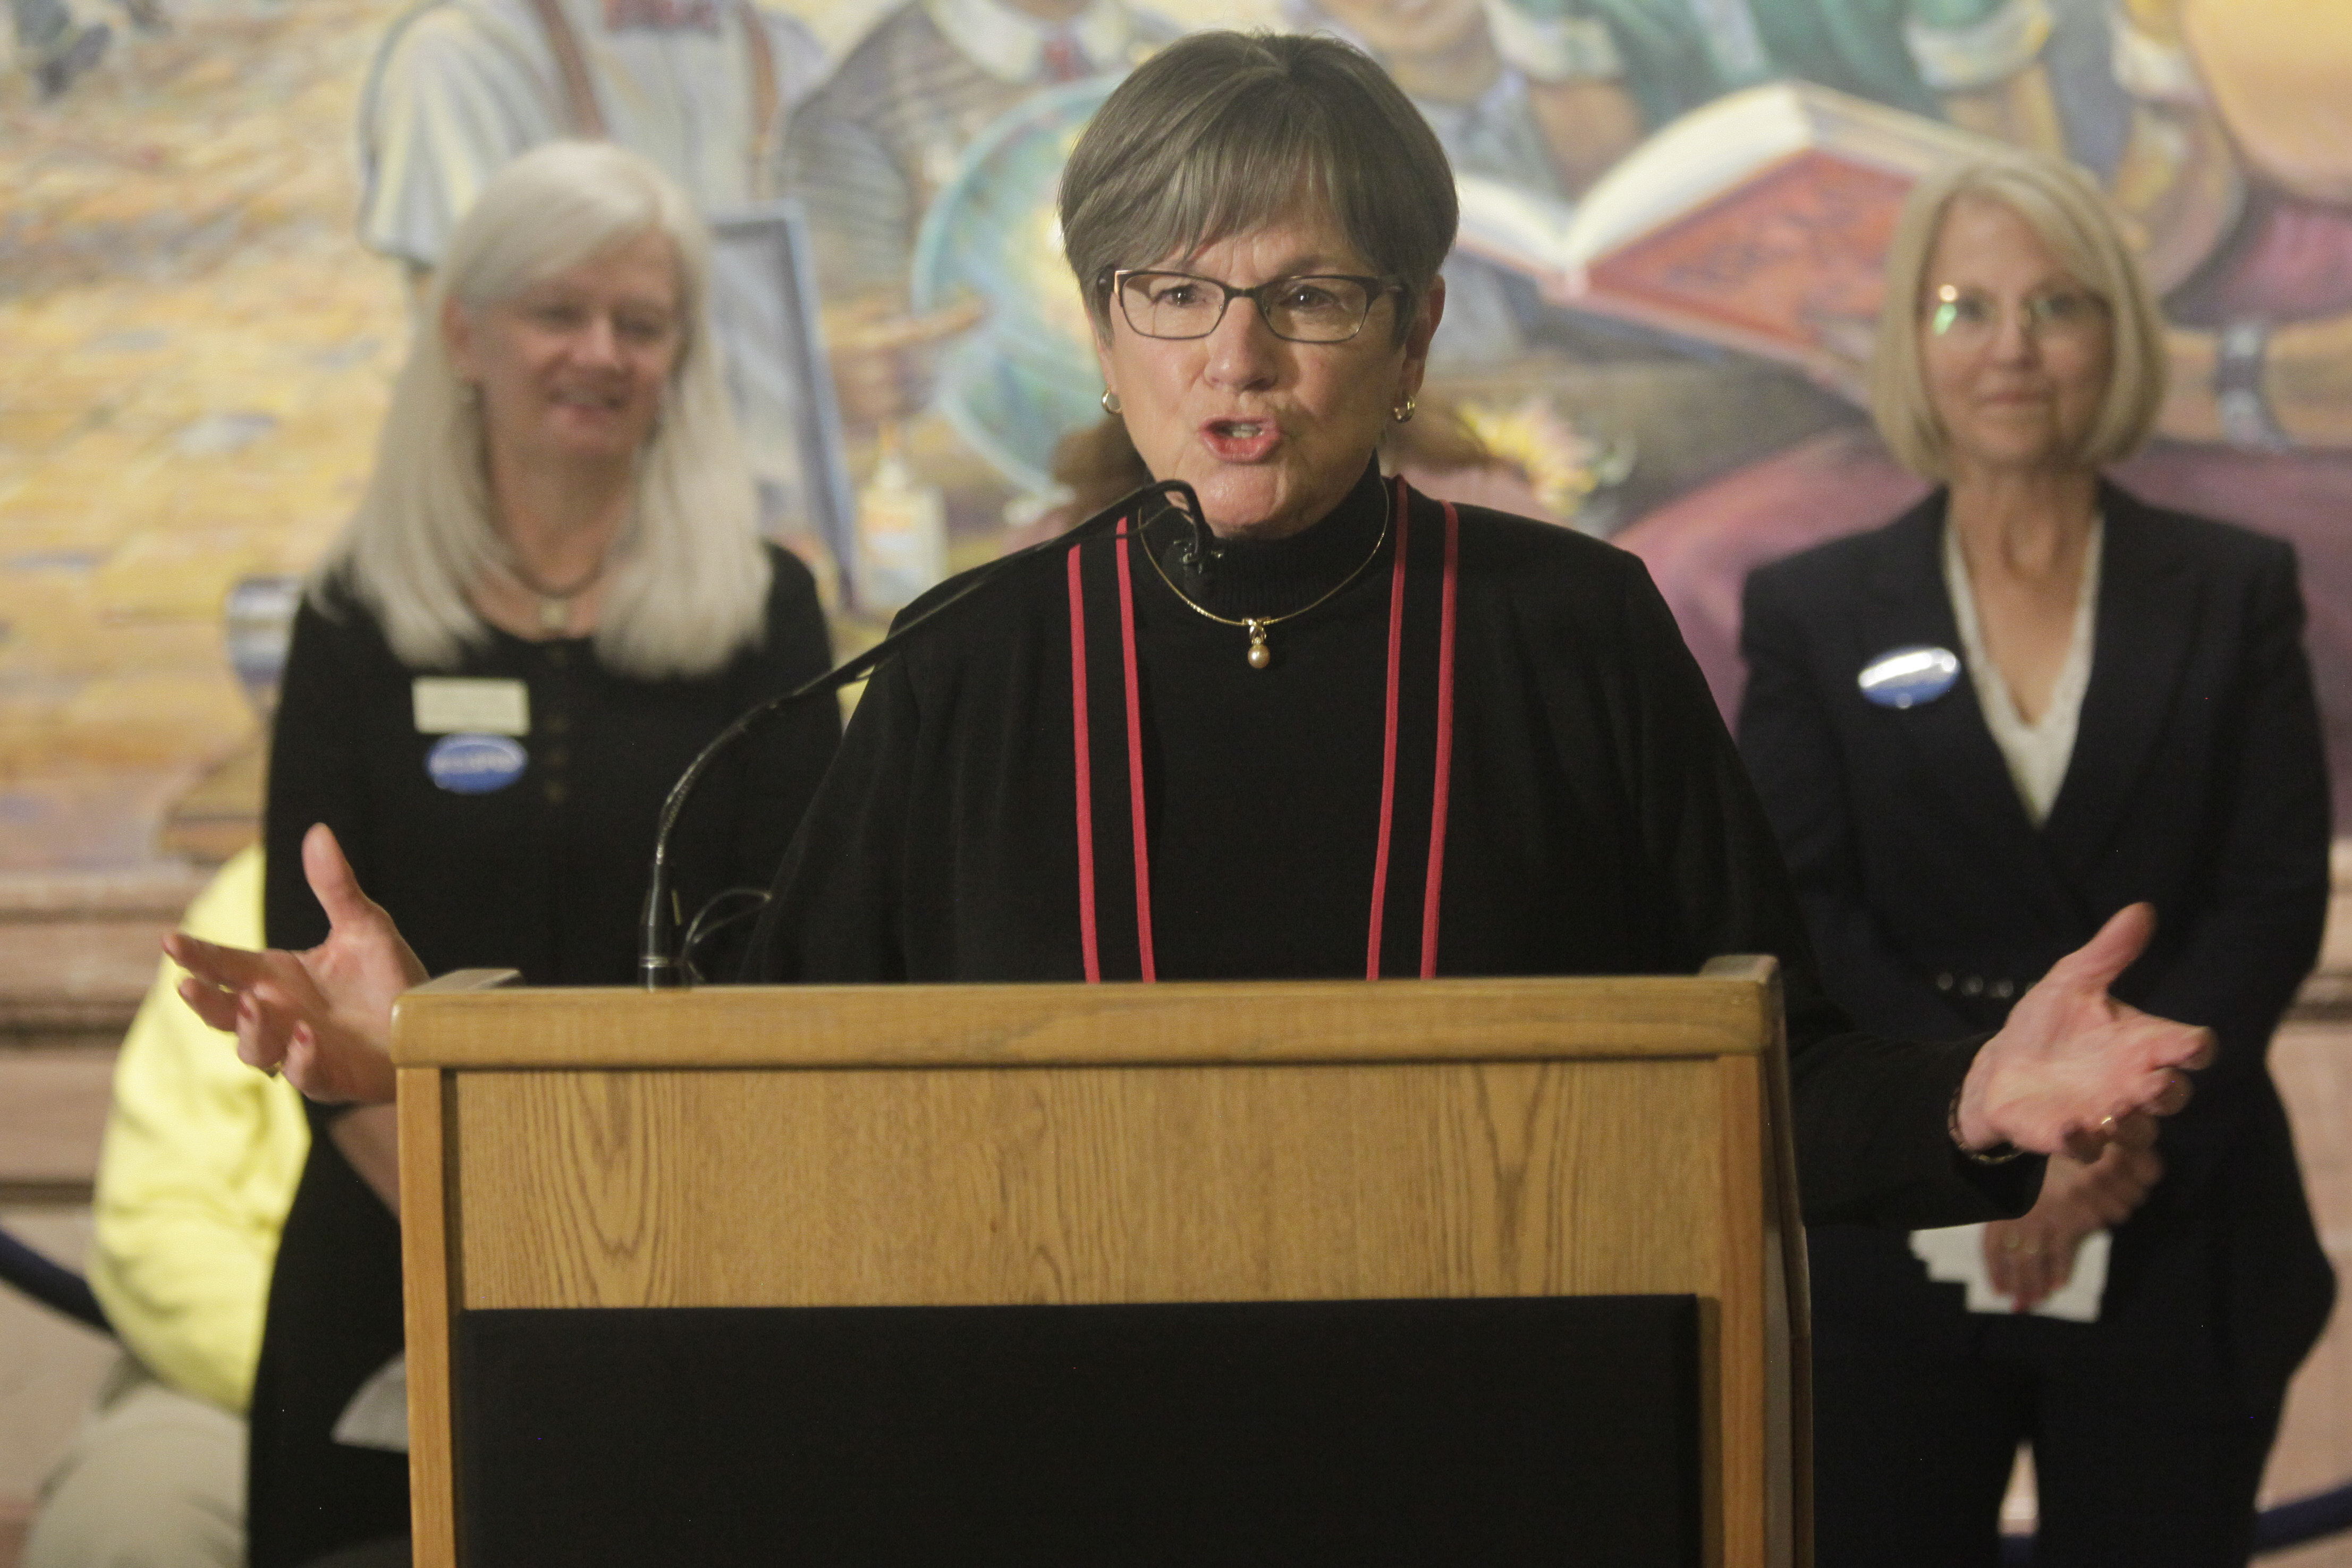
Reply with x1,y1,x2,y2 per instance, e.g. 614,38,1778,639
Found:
85,847,308,1416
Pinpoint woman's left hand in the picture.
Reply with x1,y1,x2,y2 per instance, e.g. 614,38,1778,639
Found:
1984,1139,2164,1308
1955,903,2209,1159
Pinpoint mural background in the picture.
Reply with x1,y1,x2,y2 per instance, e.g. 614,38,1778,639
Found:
5,0,2351,872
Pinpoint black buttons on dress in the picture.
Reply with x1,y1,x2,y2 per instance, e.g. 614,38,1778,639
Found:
534,643,570,806
1935,972,2015,1001
538,714,569,807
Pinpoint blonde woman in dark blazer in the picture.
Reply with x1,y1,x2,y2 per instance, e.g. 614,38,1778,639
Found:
1741,149,2334,1567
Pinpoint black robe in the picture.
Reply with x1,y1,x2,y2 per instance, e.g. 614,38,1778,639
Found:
752,462,2038,1227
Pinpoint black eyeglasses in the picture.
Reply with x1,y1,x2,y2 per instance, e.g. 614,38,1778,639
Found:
1110,268,1401,343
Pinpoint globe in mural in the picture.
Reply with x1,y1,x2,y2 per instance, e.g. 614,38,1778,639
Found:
910,75,1122,496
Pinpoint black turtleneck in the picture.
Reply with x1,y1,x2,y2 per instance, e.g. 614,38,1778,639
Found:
1135,460,1406,978
752,466,2043,1230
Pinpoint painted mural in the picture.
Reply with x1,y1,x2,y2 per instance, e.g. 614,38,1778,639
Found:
3,0,2349,870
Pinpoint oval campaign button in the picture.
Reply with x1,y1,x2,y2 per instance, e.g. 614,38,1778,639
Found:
1857,646,1961,709
427,733,528,794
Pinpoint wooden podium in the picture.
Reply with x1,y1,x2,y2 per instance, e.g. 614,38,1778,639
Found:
392,961,1807,1567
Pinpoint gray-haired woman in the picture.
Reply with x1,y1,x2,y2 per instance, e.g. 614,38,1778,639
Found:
184,31,2207,1529
249,140,837,1568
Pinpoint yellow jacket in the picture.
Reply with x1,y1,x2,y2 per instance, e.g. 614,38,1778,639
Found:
86,846,308,1414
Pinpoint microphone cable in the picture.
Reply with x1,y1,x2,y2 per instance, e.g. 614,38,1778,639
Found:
638,475,1208,989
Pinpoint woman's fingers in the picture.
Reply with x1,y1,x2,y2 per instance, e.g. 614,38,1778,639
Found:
1984,1223,2018,1295
2150,1066,2199,1115
2108,1109,2162,1151
301,823,377,930
282,1022,323,1091
165,931,270,993
175,973,243,1032
2043,902,2156,996
2139,1018,2215,1075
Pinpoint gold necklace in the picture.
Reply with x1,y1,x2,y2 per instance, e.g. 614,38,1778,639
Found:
501,552,607,635
1138,486,1391,669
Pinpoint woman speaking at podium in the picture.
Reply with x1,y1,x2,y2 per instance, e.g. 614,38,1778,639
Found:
179,36,2206,1258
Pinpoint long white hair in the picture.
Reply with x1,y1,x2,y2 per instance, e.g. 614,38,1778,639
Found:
317,140,771,678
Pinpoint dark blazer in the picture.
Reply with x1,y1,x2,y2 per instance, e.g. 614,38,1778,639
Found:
1739,481,2334,1404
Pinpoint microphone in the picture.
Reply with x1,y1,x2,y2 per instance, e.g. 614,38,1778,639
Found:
638,476,1207,989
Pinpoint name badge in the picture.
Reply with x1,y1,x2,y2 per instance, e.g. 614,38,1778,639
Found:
413,677,529,736
1858,646,1961,709
427,733,528,794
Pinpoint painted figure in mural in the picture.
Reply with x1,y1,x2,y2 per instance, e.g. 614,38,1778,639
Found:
779,0,1177,321
2119,0,2352,452
1282,0,1638,369
774,0,1179,428
1590,0,2063,142
356,0,826,275
9,0,162,97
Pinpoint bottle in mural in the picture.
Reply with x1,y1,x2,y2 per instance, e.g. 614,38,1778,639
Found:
854,421,946,613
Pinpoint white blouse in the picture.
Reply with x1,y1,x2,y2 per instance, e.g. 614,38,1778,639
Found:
1942,518,2103,828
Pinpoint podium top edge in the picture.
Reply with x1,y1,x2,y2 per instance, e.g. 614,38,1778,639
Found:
390,967,1785,1070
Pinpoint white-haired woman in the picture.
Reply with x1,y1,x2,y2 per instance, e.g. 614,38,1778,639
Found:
247,141,837,1568
1740,150,2333,1566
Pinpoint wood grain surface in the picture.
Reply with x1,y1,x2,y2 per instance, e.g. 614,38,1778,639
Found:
392,972,1778,1071
396,1067,458,1568
453,1057,1727,1311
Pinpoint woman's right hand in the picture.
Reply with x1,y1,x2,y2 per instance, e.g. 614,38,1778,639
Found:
1984,1139,2164,1309
166,823,424,1106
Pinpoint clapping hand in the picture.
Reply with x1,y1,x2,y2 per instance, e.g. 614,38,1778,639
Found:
1956,902,2209,1160
1984,1135,2164,1309
167,823,423,1105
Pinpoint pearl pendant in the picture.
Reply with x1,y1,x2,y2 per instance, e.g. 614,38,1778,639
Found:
1245,621,1271,670
538,597,570,634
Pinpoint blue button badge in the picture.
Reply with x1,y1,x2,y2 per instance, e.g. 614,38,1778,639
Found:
1857,646,1961,709
426,733,528,794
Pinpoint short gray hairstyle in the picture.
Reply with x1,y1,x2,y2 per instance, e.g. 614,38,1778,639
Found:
319,140,770,679
1059,31,1458,343
1869,148,2168,480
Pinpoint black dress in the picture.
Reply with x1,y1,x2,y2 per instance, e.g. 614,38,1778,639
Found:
250,544,839,1568
1739,485,2334,1567
752,462,2042,1231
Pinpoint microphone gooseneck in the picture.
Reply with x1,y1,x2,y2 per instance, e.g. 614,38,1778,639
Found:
638,476,1207,989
